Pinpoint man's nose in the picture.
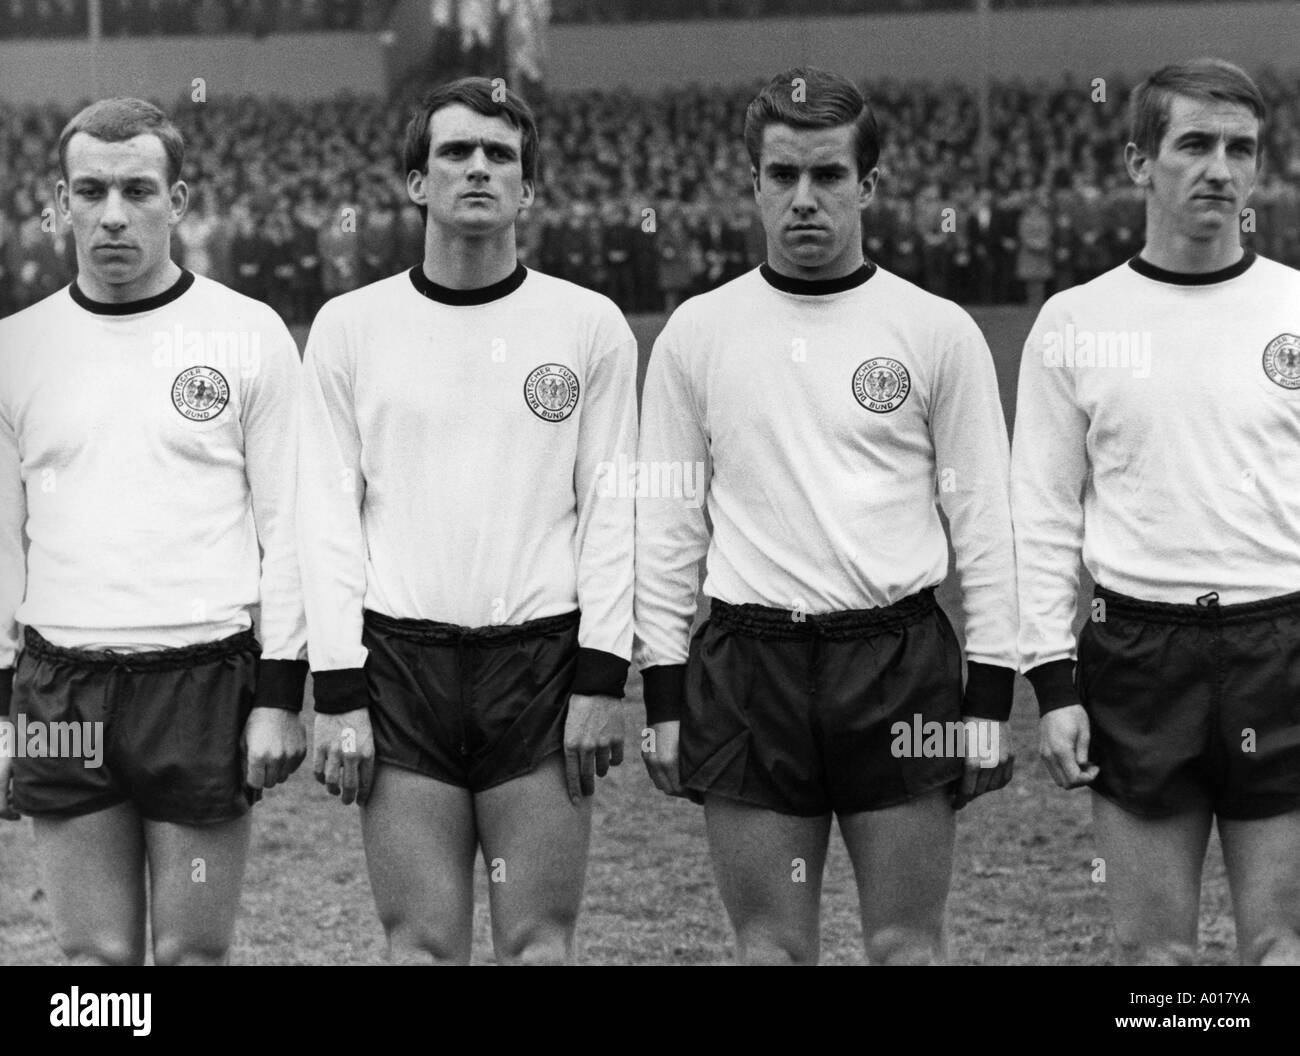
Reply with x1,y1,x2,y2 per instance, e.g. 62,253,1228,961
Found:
791,173,817,212
100,188,128,229
466,147,490,178
1204,143,1233,183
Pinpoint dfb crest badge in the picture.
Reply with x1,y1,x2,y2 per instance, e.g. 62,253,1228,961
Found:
1262,333,1300,390
172,366,230,421
524,363,580,422
853,357,911,413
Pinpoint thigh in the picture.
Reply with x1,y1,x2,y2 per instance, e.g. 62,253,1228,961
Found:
144,813,252,965
32,803,147,965
475,754,591,965
360,763,477,964
1092,791,1212,964
703,795,832,965
838,787,954,965
1219,809,1300,964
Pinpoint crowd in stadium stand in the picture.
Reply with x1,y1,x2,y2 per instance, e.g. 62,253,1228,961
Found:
0,0,394,38
0,0,1262,40
3,72,1298,319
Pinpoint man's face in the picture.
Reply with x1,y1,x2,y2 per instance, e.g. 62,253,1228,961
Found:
1126,94,1260,242
57,132,185,290
408,104,533,236
752,122,875,276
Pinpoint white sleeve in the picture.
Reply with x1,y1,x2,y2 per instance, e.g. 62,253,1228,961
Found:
930,309,1019,672
0,337,25,675
241,314,307,662
1011,299,1089,674
297,300,369,703
633,314,712,716
570,306,638,695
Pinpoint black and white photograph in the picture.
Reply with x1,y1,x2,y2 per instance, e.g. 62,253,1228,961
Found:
0,0,1297,1008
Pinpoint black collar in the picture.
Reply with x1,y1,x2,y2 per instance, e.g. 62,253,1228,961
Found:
1128,249,1256,286
409,262,527,305
760,260,876,296
71,268,195,315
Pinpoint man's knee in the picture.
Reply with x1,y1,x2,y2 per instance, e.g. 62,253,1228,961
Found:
866,925,941,966
1114,938,1196,966
61,935,146,967
735,926,817,966
495,917,576,966
1246,927,1300,966
382,915,470,965
153,933,231,966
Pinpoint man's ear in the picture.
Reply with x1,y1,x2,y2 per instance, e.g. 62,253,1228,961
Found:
406,168,427,208
519,179,536,212
751,165,761,199
168,180,189,225
55,179,71,223
1124,142,1150,187
858,166,880,210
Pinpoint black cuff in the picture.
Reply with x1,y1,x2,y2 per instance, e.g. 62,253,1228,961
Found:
1025,659,1080,716
572,648,629,698
642,664,685,724
1,668,13,721
961,662,1016,721
253,659,309,713
311,668,369,715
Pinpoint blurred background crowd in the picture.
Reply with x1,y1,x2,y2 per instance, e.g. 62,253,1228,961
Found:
1,1,1297,320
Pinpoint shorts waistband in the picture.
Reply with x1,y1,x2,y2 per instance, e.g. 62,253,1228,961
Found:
363,608,580,644
709,589,937,641
1094,584,1300,626
23,627,259,670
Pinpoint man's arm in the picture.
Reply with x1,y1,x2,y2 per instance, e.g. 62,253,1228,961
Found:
930,309,1019,721
0,342,25,817
242,314,309,706
297,300,374,804
1010,301,1090,715
633,318,712,732
563,309,639,802
571,314,638,699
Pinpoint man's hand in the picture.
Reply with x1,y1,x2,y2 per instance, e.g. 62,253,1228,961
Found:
953,718,1014,808
563,693,624,803
1039,704,1099,789
242,707,307,792
642,719,685,798
0,742,18,821
313,708,375,806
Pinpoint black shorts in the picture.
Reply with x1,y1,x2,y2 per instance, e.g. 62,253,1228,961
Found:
10,627,259,825
362,608,579,793
1077,585,1300,821
680,589,964,817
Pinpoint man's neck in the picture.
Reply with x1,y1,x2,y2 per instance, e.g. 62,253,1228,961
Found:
1140,216,1244,274
423,226,518,290
75,258,182,304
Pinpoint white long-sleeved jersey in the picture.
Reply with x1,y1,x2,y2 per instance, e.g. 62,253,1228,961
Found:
1013,251,1300,683
634,263,1018,719
0,271,307,671
297,264,637,710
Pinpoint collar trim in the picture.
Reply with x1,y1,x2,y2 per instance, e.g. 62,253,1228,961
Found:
409,262,527,304
760,260,876,296
1127,249,1256,286
71,269,195,315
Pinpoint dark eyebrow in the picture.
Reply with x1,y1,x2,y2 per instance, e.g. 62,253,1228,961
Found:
1174,129,1257,149
437,137,518,156
70,174,163,188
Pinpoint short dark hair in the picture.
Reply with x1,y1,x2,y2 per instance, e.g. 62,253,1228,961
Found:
744,67,880,183
58,97,185,185
1128,58,1266,159
402,77,540,223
